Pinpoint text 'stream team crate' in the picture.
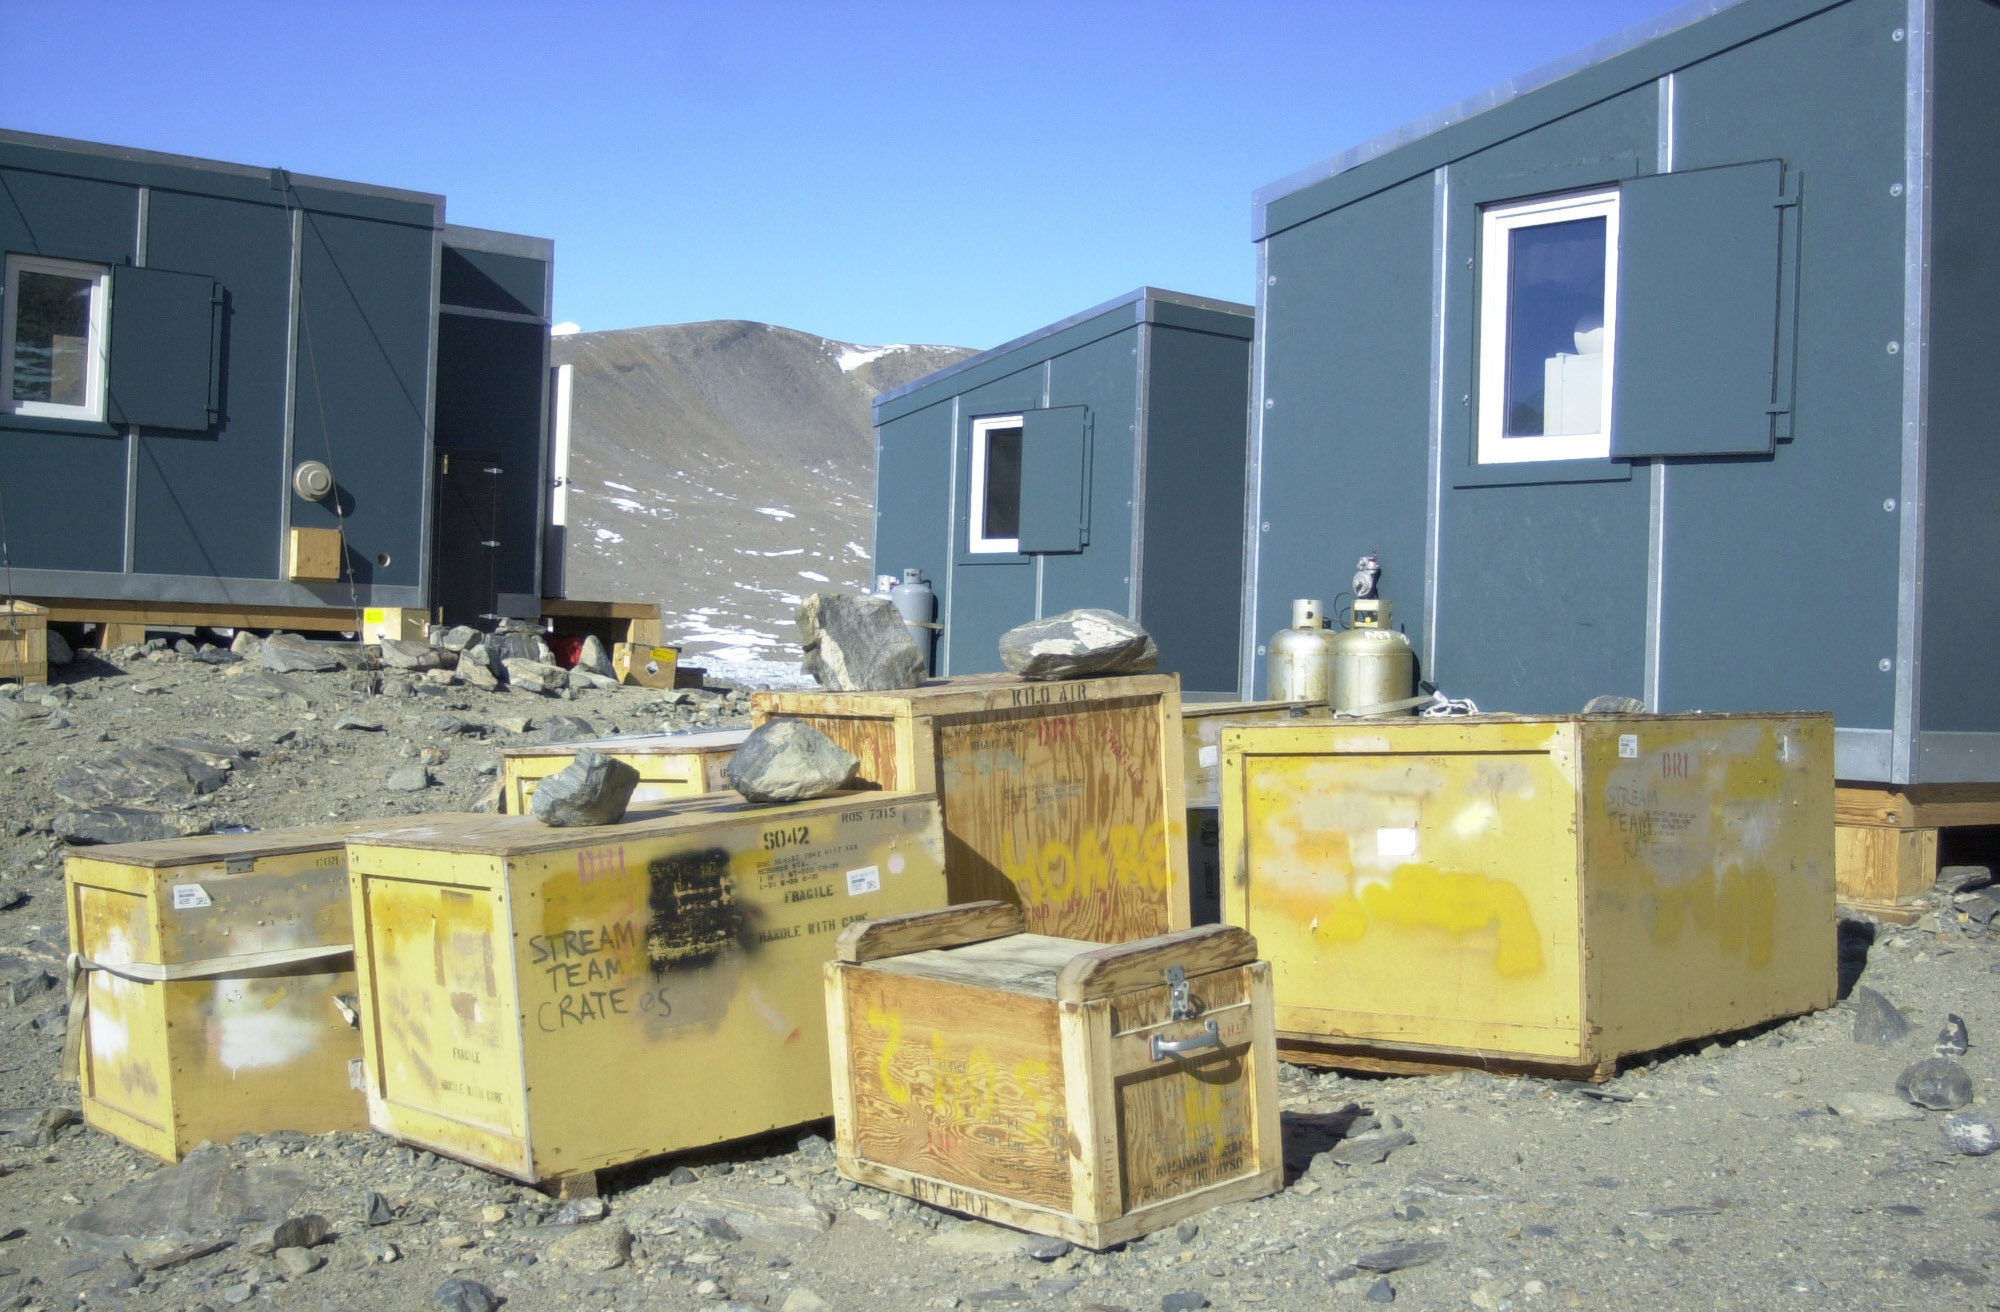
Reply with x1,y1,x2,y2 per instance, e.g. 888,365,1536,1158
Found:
1180,698,1326,923
825,903,1282,1249
65,826,371,1161
500,727,747,814
347,793,950,1189
1222,713,1836,1078
752,674,1189,943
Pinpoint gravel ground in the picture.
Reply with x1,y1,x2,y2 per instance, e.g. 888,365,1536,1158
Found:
2,640,1999,1312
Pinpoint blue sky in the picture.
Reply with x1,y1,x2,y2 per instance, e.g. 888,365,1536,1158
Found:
5,0,1675,348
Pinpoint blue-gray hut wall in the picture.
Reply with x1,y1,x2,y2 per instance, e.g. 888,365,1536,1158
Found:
1917,0,2000,758
1040,328,1137,622
1654,0,1904,737
1140,323,1251,693
945,368,1045,674
434,313,549,608
871,401,954,616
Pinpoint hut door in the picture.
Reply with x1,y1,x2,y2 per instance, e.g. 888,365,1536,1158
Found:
434,452,501,627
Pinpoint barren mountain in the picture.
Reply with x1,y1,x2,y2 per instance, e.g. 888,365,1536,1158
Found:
550,322,974,679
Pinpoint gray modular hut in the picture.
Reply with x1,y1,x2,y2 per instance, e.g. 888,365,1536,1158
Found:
872,288,1253,691
1241,0,2000,785
0,130,554,630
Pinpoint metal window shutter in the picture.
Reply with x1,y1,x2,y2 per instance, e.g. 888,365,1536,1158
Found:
1017,405,1090,554
106,265,223,431
1609,159,1798,458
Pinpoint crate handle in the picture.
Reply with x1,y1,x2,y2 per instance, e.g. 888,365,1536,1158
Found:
1151,1021,1221,1062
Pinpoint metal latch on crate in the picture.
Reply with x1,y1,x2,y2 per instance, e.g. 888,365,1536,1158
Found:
1152,964,1222,1061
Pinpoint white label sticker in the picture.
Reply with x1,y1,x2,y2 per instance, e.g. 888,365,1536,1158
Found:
171,883,212,910
349,1058,367,1091
846,866,881,896
1375,827,1419,859
1618,734,1639,759
1197,744,1220,769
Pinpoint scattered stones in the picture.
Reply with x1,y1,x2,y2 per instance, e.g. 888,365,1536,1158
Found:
1025,1237,1073,1261
576,635,615,678
1353,1241,1448,1273
504,659,570,694
364,1191,395,1226
674,1187,832,1248
702,1216,744,1241
782,1288,832,1312
1850,986,1912,1046
1366,1278,1397,1303
530,747,640,826
384,765,431,792
1897,1058,1975,1110
460,658,501,691
229,631,260,655
0,1107,73,1148
551,1196,608,1225
1329,1130,1416,1168
797,592,926,691
245,1214,330,1254
1160,1292,1209,1311
125,1237,229,1271
53,806,210,845
1581,694,1645,713
63,1147,303,1257
260,633,341,673
668,1166,699,1186
1908,1258,1990,1287
1939,864,1995,895
433,1277,502,1312
547,1219,632,1271
998,608,1158,681
1942,1112,2000,1156
727,718,858,803
380,638,446,671
435,625,480,652
1936,1014,1970,1056
333,715,384,732
1175,1219,1200,1243
46,629,73,665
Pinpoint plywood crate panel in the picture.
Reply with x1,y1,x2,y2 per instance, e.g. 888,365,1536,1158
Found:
1181,699,1328,923
347,792,950,1186
0,601,49,685
501,727,746,814
1831,783,2000,924
825,904,1281,1248
1222,713,1836,1077
64,825,374,1161
753,674,1188,943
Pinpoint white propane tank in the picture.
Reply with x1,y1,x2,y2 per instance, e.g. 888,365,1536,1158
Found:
888,568,937,674
1267,598,1336,702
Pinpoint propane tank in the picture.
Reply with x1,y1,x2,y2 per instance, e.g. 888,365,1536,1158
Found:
1267,598,1336,702
1329,553,1417,714
887,568,937,674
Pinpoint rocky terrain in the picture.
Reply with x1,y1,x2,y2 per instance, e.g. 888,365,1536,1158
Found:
550,322,973,681
2,639,1999,1311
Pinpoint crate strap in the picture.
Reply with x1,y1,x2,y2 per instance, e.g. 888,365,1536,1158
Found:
60,945,354,1084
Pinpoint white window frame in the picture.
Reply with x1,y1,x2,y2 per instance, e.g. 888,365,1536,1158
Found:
968,413,1023,554
1477,187,1620,464
2,253,112,423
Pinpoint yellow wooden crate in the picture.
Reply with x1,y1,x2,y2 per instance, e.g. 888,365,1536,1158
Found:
1181,699,1328,923
501,727,746,814
611,642,679,688
826,904,1281,1248
753,674,1189,943
0,600,49,686
64,825,373,1161
1222,713,1836,1078
346,792,951,1189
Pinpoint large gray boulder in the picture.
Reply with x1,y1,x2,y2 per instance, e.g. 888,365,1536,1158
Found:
260,633,341,673
575,635,615,679
380,638,447,671
998,609,1158,681
53,807,211,845
504,659,569,694
55,745,229,808
727,720,858,803
532,748,640,826
797,593,925,692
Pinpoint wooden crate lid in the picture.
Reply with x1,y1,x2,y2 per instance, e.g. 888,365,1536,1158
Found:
64,819,381,870
501,726,749,761
1224,709,1834,738
753,671,1180,718
1179,698,1323,721
346,789,921,856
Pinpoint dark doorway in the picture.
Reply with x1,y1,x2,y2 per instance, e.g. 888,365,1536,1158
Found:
434,452,502,627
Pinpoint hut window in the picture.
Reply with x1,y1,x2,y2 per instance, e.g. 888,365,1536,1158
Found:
969,414,1023,553
1476,187,1619,464
2,254,111,423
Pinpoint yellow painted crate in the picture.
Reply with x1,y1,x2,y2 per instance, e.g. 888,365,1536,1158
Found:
501,727,747,814
64,825,373,1161
752,674,1189,943
1180,699,1328,923
1222,713,1836,1078
825,904,1281,1249
0,600,49,685
346,792,950,1189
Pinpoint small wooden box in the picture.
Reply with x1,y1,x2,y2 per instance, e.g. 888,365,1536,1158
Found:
0,600,49,685
826,904,1281,1248
65,825,372,1161
1832,783,2000,924
612,642,680,688
501,727,746,814
1181,699,1327,922
287,526,345,581
362,606,426,644
752,674,1189,943
1223,713,1836,1078
347,792,951,1188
